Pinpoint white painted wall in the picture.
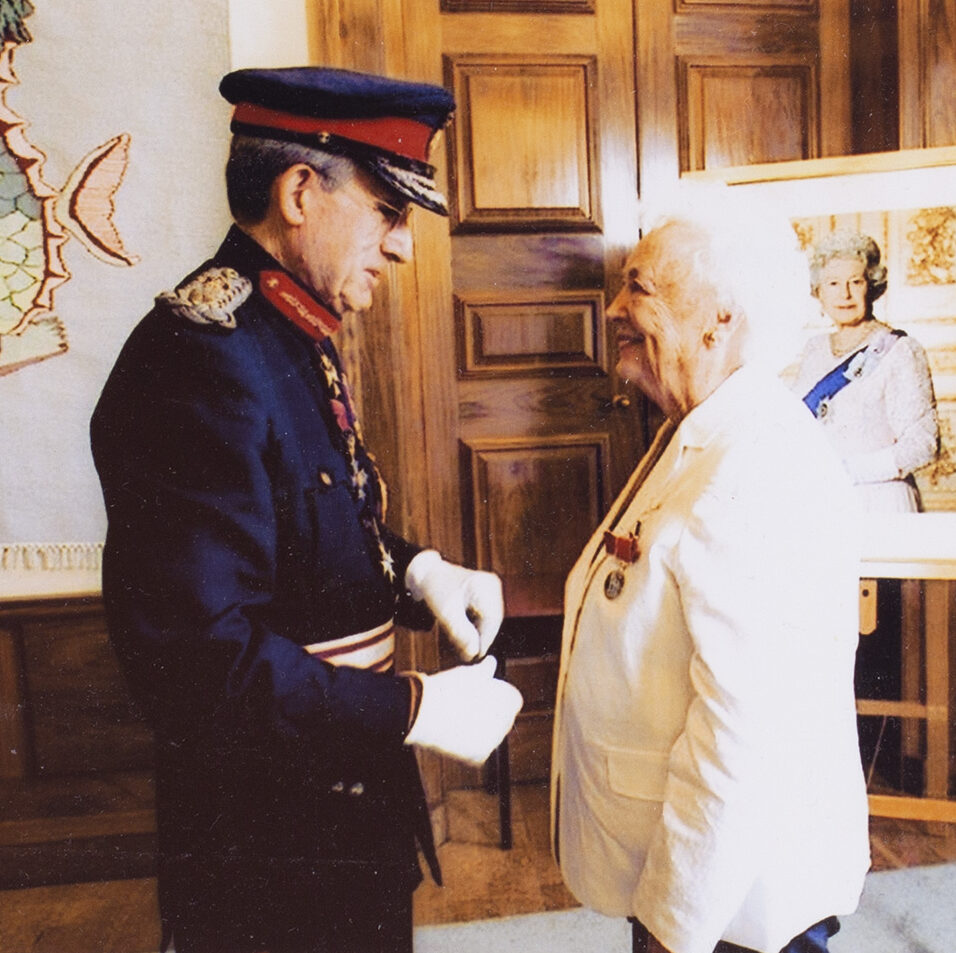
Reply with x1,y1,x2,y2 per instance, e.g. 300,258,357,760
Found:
227,0,311,69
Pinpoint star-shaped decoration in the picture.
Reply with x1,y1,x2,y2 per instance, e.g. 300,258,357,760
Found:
318,352,343,398
351,460,369,500
379,543,396,582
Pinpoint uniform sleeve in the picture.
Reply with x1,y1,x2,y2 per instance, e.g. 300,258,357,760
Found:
843,336,939,484
91,318,412,749
381,526,436,631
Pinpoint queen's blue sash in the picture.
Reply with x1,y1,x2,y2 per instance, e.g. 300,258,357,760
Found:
802,329,905,419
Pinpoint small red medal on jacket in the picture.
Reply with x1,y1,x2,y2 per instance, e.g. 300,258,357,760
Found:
602,522,641,600
603,530,641,563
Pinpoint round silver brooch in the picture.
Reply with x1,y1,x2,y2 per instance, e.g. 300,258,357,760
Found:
604,569,625,600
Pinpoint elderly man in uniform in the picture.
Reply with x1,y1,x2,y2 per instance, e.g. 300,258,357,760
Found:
91,67,522,953
551,194,870,953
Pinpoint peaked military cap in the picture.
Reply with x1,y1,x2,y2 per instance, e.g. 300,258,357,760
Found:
220,66,455,215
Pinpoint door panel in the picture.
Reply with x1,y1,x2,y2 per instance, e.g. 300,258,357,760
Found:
638,0,850,195
462,434,611,616
681,59,818,170
441,0,645,598
447,55,600,229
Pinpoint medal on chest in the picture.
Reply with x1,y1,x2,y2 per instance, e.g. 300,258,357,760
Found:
314,341,395,583
602,521,641,600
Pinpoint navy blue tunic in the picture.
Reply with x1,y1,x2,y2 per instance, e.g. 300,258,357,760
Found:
91,226,437,950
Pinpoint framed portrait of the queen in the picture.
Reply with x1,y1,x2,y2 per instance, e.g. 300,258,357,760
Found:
697,145,956,512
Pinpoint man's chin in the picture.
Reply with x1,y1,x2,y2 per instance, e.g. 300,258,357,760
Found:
340,291,374,315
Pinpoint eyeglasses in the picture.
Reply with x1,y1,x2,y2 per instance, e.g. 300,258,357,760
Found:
373,195,411,231
339,177,411,233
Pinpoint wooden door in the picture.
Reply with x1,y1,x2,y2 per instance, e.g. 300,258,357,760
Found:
435,4,648,784
310,0,650,788
307,0,850,789
442,46,645,601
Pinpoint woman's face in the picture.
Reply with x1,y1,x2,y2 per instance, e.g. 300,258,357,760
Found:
606,222,712,420
817,256,869,328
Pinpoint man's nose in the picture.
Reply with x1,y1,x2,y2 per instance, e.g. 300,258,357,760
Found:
383,222,413,263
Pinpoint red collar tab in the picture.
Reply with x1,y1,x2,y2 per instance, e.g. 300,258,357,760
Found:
604,530,641,564
259,270,341,341
233,102,433,163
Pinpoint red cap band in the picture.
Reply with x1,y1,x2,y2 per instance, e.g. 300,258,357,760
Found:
233,102,434,163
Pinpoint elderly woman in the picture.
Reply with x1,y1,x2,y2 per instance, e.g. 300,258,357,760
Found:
790,232,939,784
790,229,938,512
551,198,870,953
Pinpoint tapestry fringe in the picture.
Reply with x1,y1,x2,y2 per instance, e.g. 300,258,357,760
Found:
0,542,103,573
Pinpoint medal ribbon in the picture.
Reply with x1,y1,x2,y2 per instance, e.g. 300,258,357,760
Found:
314,338,395,581
603,527,641,564
257,265,395,581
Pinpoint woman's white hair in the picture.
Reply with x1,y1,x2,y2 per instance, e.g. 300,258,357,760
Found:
637,179,816,372
808,228,888,303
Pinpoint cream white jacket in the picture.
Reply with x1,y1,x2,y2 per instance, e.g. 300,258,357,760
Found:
551,366,870,953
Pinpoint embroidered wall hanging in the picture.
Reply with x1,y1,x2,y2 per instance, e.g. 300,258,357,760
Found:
0,0,232,593
0,0,138,376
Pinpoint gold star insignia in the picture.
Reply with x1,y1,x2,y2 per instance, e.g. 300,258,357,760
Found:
379,544,396,582
319,353,342,395
351,461,369,500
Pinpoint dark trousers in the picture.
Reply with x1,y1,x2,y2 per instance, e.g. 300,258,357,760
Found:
631,916,840,953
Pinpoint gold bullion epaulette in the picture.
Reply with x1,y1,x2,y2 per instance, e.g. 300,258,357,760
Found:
157,267,253,330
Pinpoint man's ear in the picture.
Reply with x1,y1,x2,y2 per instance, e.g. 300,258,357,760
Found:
273,163,315,227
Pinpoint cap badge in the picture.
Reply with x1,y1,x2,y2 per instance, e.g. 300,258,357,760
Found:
157,267,252,329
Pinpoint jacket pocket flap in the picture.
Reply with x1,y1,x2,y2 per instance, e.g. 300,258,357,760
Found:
605,747,669,801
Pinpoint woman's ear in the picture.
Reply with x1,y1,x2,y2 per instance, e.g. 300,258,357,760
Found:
273,164,315,227
703,310,737,347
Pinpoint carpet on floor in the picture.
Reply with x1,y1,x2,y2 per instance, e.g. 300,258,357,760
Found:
414,861,956,953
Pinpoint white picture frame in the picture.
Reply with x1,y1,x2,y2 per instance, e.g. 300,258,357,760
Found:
692,145,956,511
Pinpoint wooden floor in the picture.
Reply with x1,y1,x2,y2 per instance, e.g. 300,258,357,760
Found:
1,782,955,953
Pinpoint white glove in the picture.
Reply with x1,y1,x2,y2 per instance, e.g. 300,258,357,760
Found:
405,657,523,765
405,550,504,661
